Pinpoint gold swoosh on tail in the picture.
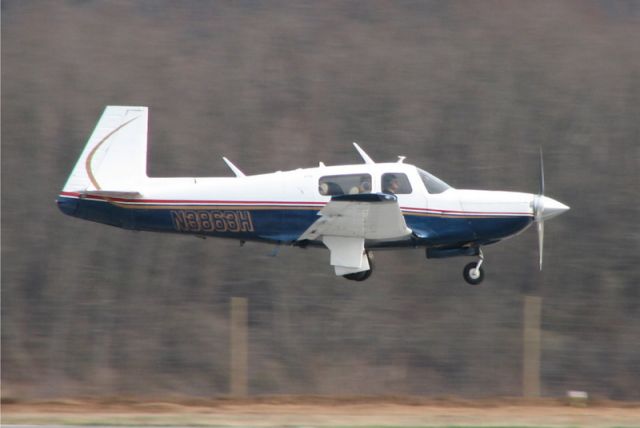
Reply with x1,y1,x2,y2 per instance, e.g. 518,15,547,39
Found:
85,116,139,190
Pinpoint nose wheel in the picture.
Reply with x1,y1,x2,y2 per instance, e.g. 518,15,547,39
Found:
463,249,485,285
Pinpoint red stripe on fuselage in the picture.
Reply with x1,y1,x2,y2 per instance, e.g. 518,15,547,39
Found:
400,206,532,216
58,191,325,206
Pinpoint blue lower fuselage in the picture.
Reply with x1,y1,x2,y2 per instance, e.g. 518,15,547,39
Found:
57,194,534,250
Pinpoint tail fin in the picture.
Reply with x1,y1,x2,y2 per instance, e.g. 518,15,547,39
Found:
62,106,149,192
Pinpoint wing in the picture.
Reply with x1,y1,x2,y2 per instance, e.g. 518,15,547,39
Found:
298,193,412,276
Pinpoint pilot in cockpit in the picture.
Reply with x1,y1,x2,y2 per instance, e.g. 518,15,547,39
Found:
382,174,400,194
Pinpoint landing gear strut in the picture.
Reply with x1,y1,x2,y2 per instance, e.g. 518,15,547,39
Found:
463,249,485,285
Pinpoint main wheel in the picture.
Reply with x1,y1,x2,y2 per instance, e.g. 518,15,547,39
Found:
463,262,485,285
343,269,372,281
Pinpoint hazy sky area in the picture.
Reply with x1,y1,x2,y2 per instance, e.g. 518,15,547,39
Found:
2,0,639,399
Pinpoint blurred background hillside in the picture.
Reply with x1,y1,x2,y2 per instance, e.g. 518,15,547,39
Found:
2,0,639,399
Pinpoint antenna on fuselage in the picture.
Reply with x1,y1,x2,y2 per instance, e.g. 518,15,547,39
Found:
352,142,375,164
222,157,245,177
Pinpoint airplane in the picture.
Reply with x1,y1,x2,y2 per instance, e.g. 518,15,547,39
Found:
57,106,569,284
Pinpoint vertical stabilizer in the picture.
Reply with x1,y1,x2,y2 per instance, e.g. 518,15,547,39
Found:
62,106,149,192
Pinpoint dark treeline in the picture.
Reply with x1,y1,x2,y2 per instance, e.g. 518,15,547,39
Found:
2,1,639,399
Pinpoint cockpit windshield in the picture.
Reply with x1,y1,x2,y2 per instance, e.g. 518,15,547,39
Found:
418,168,451,194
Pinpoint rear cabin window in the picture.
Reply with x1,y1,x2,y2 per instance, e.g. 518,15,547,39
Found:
381,173,412,194
319,174,372,196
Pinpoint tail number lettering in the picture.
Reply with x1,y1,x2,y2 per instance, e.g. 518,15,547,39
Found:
171,210,254,233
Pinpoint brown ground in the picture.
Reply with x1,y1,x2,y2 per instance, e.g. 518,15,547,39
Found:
2,397,639,427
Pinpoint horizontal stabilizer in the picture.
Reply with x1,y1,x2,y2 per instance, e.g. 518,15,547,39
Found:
79,190,141,199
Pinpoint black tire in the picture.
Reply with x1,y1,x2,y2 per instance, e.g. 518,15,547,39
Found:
343,269,372,281
463,262,485,285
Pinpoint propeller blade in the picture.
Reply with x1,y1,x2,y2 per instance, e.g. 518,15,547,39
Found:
531,149,568,271
539,147,545,196
535,149,545,270
537,220,544,271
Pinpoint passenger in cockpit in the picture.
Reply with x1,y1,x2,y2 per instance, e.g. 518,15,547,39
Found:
349,176,371,194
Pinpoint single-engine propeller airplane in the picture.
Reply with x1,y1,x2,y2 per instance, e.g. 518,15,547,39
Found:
57,106,569,283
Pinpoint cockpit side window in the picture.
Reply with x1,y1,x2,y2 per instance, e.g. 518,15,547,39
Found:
418,168,451,194
318,174,372,196
381,173,412,194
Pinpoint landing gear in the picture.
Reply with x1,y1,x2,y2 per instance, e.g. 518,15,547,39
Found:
343,269,372,281
343,252,374,282
463,249,485,285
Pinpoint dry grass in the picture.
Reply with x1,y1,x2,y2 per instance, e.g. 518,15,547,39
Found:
2,396,639,427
